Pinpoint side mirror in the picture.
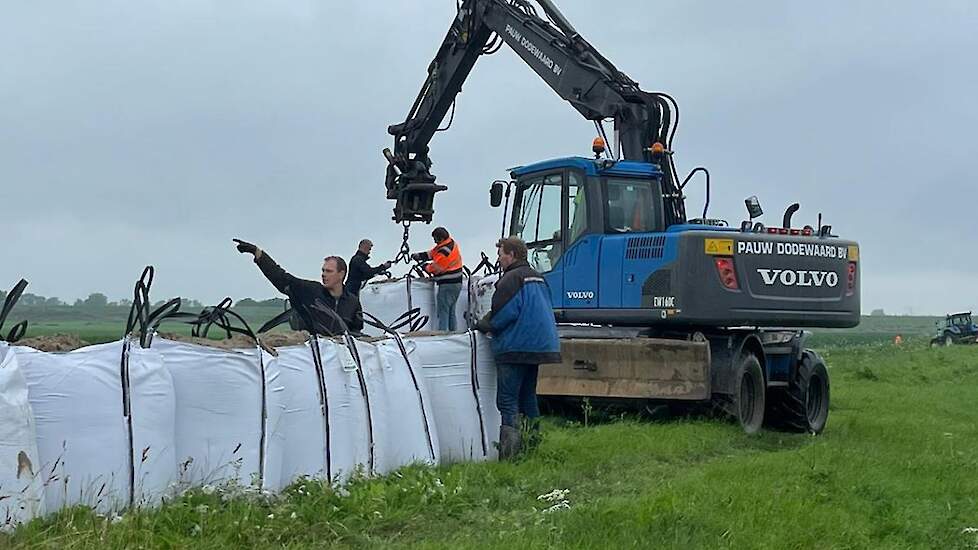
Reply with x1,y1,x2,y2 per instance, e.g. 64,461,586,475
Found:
490,181,504,208
744,195,763,219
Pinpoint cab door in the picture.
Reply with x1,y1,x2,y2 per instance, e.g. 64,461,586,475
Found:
509,172,565,305
560,171,600,309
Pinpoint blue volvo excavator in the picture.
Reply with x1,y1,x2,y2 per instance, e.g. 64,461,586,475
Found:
382,0,860,433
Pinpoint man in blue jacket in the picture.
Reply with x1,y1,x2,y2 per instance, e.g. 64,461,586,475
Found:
475,237,561,458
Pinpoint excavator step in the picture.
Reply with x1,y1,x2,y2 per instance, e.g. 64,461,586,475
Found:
538,337,710,400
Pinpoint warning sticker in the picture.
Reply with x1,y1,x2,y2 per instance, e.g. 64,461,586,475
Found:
704,238,734,255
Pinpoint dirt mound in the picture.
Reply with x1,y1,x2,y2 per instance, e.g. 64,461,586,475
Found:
17,334,91,352
157,332,256,350
260,330,311,348
156,330,311,352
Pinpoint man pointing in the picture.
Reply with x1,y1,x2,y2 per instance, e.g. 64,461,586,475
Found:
233,239,363,335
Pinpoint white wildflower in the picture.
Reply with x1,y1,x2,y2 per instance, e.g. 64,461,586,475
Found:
267,513,275,519
537,489,570,502
542,501,571,514
110,514,124,524
195,504,209,514
290,512,297,520
537,488,571,513
434,478,444,488
190,524,201,536
201,484,216,495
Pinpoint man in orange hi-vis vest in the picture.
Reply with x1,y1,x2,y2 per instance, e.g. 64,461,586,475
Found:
411,226,464,331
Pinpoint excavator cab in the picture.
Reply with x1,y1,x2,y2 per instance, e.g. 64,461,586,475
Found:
498,155,860,328
500,156,667,311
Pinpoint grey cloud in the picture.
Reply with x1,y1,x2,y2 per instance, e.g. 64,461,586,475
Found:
1,1,975,314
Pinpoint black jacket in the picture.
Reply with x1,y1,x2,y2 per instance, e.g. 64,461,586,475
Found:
345,250,387,296
255,252,364,335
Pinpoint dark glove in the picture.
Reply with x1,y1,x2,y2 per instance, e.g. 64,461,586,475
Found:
410,252,426,262
382,261,393,269
233,239,259,256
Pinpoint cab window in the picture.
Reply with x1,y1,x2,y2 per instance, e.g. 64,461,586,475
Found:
605,178,661,233
567,171,588,245
511,173,562,272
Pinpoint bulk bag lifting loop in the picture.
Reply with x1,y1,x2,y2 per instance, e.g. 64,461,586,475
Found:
339,333,375,475
307,334,332,480
121,268,165,507
467,330,489,457
386,308,430,334
0,279,29,344
471,252,499,276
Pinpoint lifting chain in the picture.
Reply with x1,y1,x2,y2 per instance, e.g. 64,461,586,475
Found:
391,221,413,265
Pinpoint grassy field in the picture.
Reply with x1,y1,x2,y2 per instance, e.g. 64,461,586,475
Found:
13,306,944,347
13,305,290,344
3,340,977,549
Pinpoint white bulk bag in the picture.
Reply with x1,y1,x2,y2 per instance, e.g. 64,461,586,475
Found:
350,338,434,474
271,337,372,485
347,337,438,474
317,338,372,481
74,341,178,507
272,343,328,484
470,273,499,323
360,276,436,336
151,338,283,491
453,275,479,331
18,340,175,513
409,331,500,463
0,344,43,527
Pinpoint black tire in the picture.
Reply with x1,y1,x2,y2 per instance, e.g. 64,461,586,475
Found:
767,350,830,434
731,353,766,434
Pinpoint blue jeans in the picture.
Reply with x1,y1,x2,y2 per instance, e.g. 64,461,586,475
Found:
496,362,540,428
435,282,462,332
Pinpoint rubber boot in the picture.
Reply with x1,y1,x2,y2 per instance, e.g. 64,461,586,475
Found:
499,425,522,460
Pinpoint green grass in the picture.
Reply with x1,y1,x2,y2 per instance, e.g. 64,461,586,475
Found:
17,306,287,344
4,342,978,549
18,311,946,348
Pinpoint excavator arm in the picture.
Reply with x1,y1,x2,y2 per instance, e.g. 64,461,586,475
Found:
385,0,684,225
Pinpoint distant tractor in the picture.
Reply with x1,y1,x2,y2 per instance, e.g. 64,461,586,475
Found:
930,312,978,347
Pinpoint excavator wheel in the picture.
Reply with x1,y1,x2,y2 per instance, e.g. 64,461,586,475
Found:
766,350,830,434
731,353,766,434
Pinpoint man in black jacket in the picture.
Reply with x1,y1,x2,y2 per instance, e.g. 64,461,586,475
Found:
345,239,392,296
233,239,364,335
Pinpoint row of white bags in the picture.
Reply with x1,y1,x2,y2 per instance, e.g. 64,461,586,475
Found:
360,273,499,336
0,331,499,527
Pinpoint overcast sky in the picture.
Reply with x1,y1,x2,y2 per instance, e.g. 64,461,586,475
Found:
1,1,975,315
